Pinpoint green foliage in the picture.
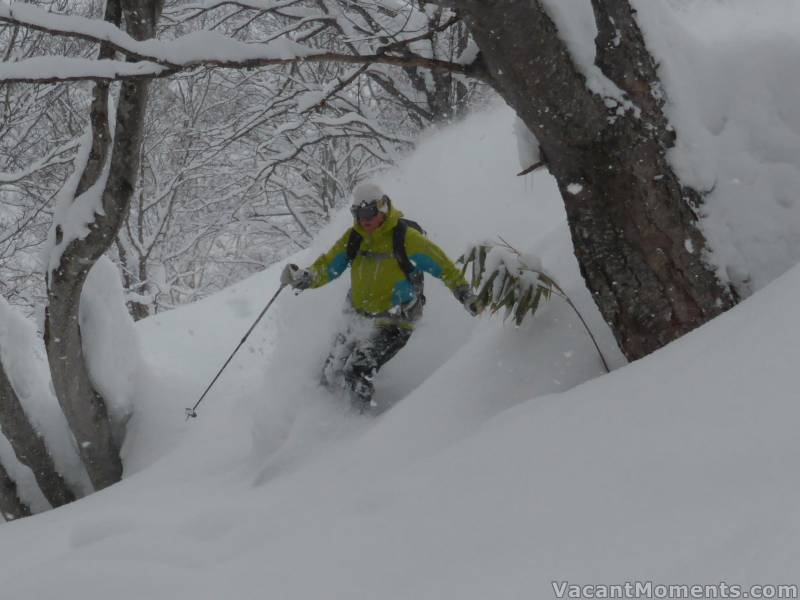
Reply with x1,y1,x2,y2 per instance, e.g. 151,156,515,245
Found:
458,239,562,327
457,239,612,373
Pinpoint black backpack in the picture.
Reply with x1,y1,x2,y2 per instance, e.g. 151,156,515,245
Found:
346,218,425,290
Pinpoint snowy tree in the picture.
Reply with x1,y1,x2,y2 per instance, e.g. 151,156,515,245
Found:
42,0,163,491
0,460,29,521
447,0,737,359
0,295,81,519
0,5,88,313
0,351,75,511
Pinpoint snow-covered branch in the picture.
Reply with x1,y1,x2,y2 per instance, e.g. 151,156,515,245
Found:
0,2,483,84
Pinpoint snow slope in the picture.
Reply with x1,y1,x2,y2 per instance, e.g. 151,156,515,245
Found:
0,103,629,597
3,1,800,595
0,100,798,597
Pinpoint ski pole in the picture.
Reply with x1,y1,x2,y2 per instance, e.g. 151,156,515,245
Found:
185,283,287,420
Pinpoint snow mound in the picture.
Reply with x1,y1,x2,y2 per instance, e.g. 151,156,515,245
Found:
636,0,800,292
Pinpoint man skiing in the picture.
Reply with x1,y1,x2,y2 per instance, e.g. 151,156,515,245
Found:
280,182,483,412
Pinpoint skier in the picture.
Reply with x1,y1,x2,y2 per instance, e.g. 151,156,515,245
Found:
280,182,484,412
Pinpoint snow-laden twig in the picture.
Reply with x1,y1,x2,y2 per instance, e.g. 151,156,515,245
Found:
459,239,611,374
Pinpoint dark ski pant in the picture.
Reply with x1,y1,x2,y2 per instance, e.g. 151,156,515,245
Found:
321,317,413,409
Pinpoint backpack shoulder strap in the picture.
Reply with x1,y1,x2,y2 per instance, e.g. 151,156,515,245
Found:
346,228,363,264
393,219,416,279
400,218,424,236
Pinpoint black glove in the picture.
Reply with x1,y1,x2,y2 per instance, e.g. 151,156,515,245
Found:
280,263,313,290
454,285,484,316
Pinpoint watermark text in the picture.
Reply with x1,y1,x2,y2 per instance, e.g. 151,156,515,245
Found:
552,581,798,599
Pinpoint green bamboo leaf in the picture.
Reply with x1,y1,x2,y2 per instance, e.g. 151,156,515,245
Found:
479,271,498,305
489,274,505,313
502,291,517,322
499,280,519,322
491,270,507,305
458,246,471,277
530,286,543,316
540,272,564,297
499,271,520,305
514,284,534,326
477,245,488,288
465,245,475,285
471,249,481,288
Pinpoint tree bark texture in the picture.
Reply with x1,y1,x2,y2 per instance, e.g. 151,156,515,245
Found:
0,359,77,508
453,0,736,360
44,0,160,491
0,459,30,522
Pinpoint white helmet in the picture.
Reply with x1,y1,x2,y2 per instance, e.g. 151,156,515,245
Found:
350,182,390,219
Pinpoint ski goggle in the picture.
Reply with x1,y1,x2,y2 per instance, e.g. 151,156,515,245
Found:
350,200,383,221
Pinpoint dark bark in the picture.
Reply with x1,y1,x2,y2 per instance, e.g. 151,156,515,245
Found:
453,0,736,360
0,459,30,522
0,357,77,507
43,0,161,491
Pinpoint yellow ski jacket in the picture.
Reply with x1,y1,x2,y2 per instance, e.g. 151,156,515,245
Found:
306,206,468,321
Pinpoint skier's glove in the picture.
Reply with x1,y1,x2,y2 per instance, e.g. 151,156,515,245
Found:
454,285,484,317
280,263,313,290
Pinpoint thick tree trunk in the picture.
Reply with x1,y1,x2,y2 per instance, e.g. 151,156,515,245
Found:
0,359,77,507
0,459,30,522
43,0,161,491
453,0,735,360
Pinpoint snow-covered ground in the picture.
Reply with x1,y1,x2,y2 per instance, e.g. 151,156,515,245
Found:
3,0,800,597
